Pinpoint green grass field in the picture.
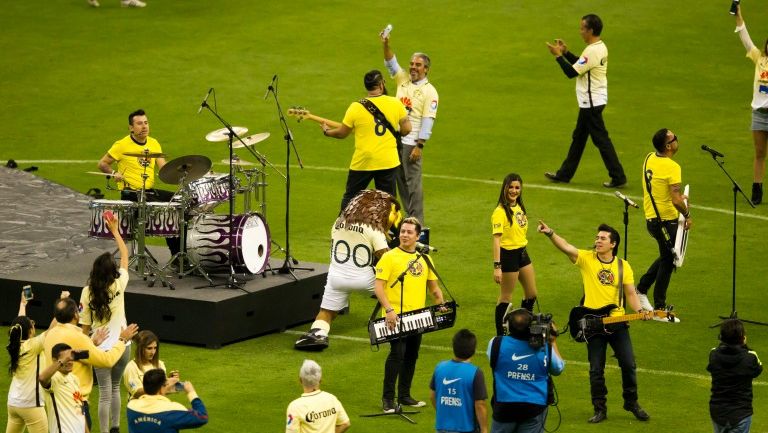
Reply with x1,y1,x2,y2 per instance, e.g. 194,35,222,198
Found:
1,0,767,432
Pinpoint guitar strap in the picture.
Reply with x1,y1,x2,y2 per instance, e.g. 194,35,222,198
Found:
643,153,676,256
357,99,402,150
618,258,624,308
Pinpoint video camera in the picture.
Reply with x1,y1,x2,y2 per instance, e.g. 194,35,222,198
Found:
528,313,558,349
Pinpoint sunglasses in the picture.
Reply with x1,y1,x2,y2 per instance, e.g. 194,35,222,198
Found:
666,135,678,145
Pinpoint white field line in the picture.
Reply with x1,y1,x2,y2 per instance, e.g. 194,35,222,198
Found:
13,160,768,221
284,330,767,386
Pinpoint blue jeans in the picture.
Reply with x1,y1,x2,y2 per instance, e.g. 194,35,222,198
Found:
490,408,547,433
712,416,752,433
586,324,637,410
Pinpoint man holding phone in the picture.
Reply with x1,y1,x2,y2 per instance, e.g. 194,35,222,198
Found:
127,369,209,432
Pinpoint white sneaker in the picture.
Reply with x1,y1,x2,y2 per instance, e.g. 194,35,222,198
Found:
654,314,681,323
637,293,653,312
122,0,146,7
87,0,100,6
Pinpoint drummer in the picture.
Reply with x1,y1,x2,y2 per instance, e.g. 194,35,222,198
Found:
97,109,180,258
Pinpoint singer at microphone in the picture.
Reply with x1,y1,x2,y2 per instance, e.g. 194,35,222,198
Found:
636,128,691,314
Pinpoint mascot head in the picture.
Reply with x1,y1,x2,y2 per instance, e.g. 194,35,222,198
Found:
341,189,402,235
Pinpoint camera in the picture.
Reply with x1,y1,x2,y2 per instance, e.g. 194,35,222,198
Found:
528,313,557,349
72,350,89,361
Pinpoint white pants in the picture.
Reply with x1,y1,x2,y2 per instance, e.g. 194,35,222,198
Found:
319,270,376,311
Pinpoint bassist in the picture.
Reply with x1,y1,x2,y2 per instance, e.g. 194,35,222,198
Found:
537,220,652,424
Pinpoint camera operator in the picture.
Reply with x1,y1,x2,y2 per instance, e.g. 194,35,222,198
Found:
487,308,564,433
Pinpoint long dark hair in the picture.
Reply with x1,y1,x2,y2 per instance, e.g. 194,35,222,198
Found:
87,252,119,322
6,316,33,375
135,330,161,368
496,173,526,224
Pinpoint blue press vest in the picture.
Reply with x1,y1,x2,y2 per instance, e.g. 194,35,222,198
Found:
493,337,550,406
433,360,478,432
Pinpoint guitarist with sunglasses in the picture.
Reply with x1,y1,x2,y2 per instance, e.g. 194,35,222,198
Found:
537,220,652,424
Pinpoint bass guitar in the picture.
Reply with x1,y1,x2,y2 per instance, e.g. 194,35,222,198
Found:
568,304,677,342
286,107,343,129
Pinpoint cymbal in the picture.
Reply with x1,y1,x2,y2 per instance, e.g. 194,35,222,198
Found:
221,158,255,166
123,151,166,158
85,171,112,177
159,155,212,185
205,126,248,142
233,132,270,149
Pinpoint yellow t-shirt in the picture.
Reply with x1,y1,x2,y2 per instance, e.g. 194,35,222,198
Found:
107,135,163,190
47,372,86,433
7,332,46,408
491,204,528,250
393,69,439,146
747,47,768,110
575,250,634,316
572,40,608,108
376,247,437,314
341,96,407,171
642,153,682,221
285,390,349,433
123,359,167,399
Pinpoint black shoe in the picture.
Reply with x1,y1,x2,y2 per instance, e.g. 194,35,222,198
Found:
602,179,627,188
398,396,427,407
752,183,763,205
588,410,607,423
293,329,329,351
623,402,650,421
382,398,398,413
110,428,120,433
544,172,569,183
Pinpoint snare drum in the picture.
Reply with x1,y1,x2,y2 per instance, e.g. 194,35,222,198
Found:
145,202,181,237
187,174,240,213
88,200,135,239
187,213,270,274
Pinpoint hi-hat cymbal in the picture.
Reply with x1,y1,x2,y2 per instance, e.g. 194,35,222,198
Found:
159,155,212,185
205,126,248,142
233,132,270,149
123,151,166,158
221,159,255,166
85,171,112,176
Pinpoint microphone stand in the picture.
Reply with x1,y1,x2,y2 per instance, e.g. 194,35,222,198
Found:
265,76,314,280
614,194,636,260
705,152,766,327
196,98,247,292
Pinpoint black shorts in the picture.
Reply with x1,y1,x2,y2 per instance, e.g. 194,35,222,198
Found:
500,246,531,273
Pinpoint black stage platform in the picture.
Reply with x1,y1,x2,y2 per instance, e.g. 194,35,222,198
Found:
0,167,327,348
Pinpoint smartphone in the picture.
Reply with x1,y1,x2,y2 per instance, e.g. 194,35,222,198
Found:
174,381,186,392
72,350,89,361
381,24,393,39
729,0,739,15
22,285,33,301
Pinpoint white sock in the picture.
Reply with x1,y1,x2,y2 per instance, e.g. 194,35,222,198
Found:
310,320,330,337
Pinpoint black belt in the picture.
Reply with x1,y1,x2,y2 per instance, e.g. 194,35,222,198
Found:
755,107,768,114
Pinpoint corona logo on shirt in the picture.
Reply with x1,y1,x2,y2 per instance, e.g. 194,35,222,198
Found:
408,260,425,277
597,269,614,286
400,96,413,113
514,211,527,228
305,407,337,422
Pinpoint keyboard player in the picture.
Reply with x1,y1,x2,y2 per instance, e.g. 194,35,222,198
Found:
373,217,446,413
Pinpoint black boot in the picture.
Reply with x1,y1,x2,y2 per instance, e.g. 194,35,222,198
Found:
752,183,763,205
521,297,537,312
495,303,510,336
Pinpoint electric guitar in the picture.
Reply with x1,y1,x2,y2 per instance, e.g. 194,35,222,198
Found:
286,107,343,129
568,304,678,342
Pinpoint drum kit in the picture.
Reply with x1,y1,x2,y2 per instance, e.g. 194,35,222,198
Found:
86,129,277,289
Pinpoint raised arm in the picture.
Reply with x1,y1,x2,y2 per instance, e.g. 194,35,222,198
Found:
105,214,128,269
537,220,579,263
734,5,757,52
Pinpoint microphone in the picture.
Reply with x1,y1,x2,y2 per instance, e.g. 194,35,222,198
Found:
415,242,438,254
701,144,725,158
263,75,277,100
197,88,213,114
614,191,639,208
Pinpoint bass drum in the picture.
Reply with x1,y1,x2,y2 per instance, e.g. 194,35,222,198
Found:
187,213,271,274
